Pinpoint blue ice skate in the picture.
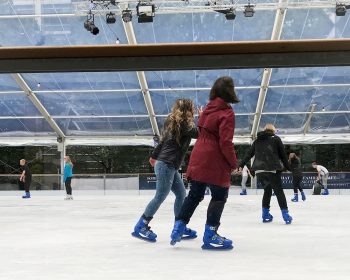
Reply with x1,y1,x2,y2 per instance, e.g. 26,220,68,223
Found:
291,194,298,202
22,192,31,199
301,191,306,201
181,227,197,240
170,220,186,245
262,208,273,223
131,217,157,242
240,189,247,195
321,189,329,195
201,224,233,250
281,209,293,224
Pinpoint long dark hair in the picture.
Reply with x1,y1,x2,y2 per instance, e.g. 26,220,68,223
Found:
163,99,195,144
209,76,240,104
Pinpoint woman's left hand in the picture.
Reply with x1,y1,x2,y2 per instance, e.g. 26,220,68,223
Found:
149,157,156,167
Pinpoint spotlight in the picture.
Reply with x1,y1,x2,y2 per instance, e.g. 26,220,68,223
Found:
225,8,236,20
215,8,236,21
137,2,155,23
336,3,350,16
106,12,116,24
244,3,255,17
84,20,99,35
122,9,133,23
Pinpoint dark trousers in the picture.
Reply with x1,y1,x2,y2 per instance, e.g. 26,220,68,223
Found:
65,177,72,195
292,175,303,194
257,172,288,210
176,180,229,227
24,177,32,193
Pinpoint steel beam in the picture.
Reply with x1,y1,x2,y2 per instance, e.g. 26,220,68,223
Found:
251,0,287,139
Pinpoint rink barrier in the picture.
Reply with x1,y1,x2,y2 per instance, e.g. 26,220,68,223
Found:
0,172,349,192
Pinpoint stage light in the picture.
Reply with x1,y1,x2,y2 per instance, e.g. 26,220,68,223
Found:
84,20,99,35
122,9,133,23
137,2,155,23
336,3,348,16
225,8,236,20
244,3,255,17
215,8,236,21
106,12,116,24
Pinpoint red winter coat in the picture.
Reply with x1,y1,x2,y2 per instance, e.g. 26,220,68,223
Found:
186,97,237,188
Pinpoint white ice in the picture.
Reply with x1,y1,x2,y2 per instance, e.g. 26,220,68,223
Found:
1,191,350,280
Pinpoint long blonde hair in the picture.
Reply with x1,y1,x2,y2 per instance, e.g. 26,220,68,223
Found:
65,156,73,168
163,99,195,144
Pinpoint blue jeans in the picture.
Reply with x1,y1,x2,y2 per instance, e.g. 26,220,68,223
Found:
143,161,186,219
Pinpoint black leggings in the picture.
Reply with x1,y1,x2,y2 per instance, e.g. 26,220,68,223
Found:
292,175,303,194
65,177,72,195
257,172,288,210
176,180,228,227
24,177,32,193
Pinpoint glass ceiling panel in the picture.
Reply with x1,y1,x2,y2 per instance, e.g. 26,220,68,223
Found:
259,114,307,134
264,87,350,113
56,117,152,136
145,69,263,89
35,91,148,117
0,1,74,15
157,114,253,137
0,74,21,91
0,118,54,136
310,113,350,134
23,72,139,91
133,11,275,44
0,93,41,116
0,15,127,47
270,67,350,86
151,88,259,115
282,8,350,40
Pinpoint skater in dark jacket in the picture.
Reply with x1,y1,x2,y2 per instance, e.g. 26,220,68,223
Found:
20,159,32,199
239,124,293,224
289,153,306,202
132,99,199,242
170,76,239,250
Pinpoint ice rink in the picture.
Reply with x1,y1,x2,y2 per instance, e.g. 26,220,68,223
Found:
1,191,350,280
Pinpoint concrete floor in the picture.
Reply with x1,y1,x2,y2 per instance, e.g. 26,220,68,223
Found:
0,192,349,280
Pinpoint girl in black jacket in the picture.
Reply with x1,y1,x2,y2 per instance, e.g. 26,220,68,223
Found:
289,153,306,202
132,99,199,242
239,124,293,224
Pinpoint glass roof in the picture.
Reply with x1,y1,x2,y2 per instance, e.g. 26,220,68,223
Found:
0,1,349,140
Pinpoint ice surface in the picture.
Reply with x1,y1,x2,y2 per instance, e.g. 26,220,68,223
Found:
0,192,349,280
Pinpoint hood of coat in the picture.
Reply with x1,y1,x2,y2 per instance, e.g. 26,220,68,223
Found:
202,97,231,115
198,97,233,127
257,130,275,140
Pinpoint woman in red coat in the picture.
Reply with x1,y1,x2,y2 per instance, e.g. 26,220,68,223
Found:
170,76,239,250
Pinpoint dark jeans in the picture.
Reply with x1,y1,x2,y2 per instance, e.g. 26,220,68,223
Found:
176,180,229,227
65,177,72,195
257,172,288,210
292,175,303,194
24,177,32,193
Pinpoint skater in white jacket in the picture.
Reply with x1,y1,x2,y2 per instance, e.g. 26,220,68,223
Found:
312,162,329,195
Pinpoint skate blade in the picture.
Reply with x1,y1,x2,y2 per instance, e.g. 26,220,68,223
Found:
285,220,292,225
201,243,234,250
170,236,182,246
262,219,273,223
181,234,197,240
131,232,156,243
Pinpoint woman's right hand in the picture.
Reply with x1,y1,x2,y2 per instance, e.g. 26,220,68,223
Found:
149,157,156,167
